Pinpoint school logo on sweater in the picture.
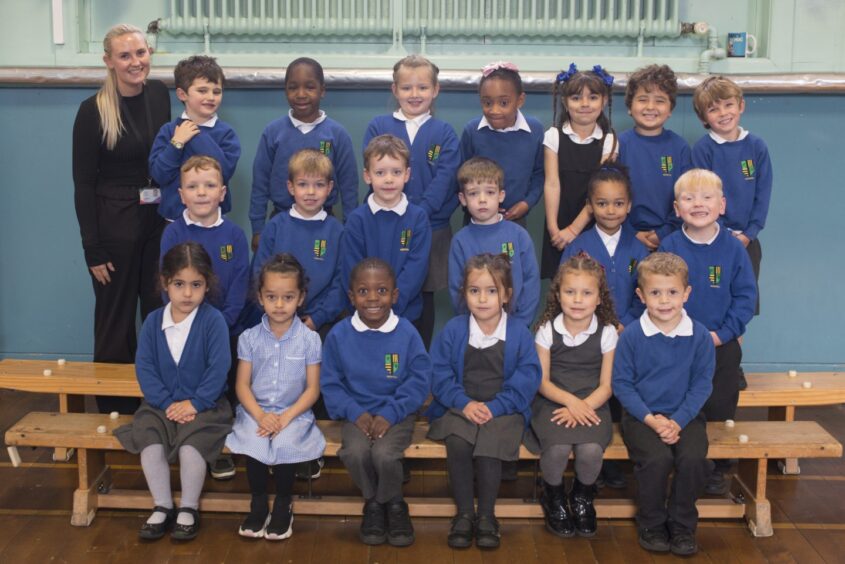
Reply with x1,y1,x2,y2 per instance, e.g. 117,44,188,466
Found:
219,244,233,262
628,258,638,274
660,156,673,176
319,140,333,157
400,229,412,251
741,159,755,179
708,266,722,287
501,242,515,258
384,353,400,378
313,239,327,260
427,144,441,162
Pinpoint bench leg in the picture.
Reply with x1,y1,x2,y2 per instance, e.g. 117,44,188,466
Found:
768,406,801,474
71,448,111,527
733,458,772,537
53,394,85,462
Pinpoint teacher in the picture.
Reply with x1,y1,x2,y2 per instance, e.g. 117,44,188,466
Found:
72,23,171,413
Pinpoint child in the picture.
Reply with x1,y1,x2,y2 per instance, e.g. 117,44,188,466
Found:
363,55,461,347
250,57,358,250
427,253,541,549
321,258,431,547
149,55,241,222
341,135,432,326
459,61,545,224
226,254,325,540
618,64,691,250
449,157,540,327
542,63,617,279
530,255,618,538
658,169,756,495
115,242,232,541
692,76,772,313
562,163,648,329
612,252,714,556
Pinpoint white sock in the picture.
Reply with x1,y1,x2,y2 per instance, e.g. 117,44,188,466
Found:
146,510,170,525
176,510,195,526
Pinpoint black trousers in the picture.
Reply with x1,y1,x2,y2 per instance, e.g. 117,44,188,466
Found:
91,197,164,414
746,238,762,315
622,412,710,532
703,339,742,423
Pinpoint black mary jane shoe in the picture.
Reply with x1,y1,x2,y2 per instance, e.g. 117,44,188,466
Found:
447,512,475,549
171,507,201,541
138,506,176,540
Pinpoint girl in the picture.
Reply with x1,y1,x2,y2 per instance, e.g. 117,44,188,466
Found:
530,255,619,538
427,253,541,549
250,57,358,250
320,258,431,548
459,61,545,225
115,242,232,541
541,63,617,279
226,253,324,540
363,55,461,348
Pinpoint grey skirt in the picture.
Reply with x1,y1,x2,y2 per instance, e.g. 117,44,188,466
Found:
428,408,524,461
524,397,612,454
423,226,452,292
115,397,233,464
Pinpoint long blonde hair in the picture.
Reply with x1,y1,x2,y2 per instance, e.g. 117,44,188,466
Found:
96,24,147,150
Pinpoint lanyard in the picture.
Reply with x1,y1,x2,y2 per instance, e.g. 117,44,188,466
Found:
119,85,155,184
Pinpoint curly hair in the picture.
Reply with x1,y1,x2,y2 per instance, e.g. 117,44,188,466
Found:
535,254,619,331
625,64,678,110
459,253,513,312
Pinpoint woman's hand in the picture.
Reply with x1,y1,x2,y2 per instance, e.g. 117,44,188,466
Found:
89,262,115,285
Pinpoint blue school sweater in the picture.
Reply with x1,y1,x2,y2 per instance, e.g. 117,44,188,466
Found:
659,227,757,343
321,317,431,424
425,314,541,425
692,132,773,240
160,215,249,331
459,115,546,209
135,302,231,412
363,115,460,230
250,116,358,233
149,117,241,221
618,128,692,240
252,211,345,328
612,315,714,429
341,199,432,321
448,219,540,327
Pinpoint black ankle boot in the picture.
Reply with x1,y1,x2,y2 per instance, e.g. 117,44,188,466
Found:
540,481,575,538
569,479,597,537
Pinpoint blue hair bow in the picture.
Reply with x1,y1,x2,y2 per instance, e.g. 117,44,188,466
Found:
592,65,614,88
556,63,578,84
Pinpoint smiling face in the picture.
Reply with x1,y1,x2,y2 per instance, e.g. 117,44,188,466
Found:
479,77,524,130
349,267,398,329
629,84,672,136
179,166,226,225
636,272,691,333
674,184,725,232
703,96,745,141
565,86,606,131
363,154,410,209
588,179,631,235
458,180,504,225
288,173,332,218
177,77,222,122
103,32,150,96
164,266,207,323
285,63,325,123
558,271,601,327
392,66,439,119
258,272,304,332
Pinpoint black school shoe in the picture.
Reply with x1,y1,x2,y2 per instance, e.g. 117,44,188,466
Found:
386,500,415,547
359,500,387,545
599,460,627,489
447,512,475,549
295,457,325,480
540,481,575,538
265,496,294,540
569,479,598,537
171,507,201,541
239,494,270,538
705,470,731,495
669,523,699,556
138,506,176,540
638,525,670,553
209,454,236,480
475,514,501,549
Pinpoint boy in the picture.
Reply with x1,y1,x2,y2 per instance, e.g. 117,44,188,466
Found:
618,64,692,250
659,169,756,495
149,55,241,221
612,252,715,556
692,76,772,315
340,135,432,326
159,155,249,480
448,157,540,328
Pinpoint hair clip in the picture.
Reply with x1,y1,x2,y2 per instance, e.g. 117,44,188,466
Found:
592,65,614,88
481,61,520,77
556,62,578,84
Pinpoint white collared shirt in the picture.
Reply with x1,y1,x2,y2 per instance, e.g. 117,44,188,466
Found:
478,110,532,133
640,309,693,338
350,310,400,333
288,109,327,134
709,127,749,144
597,226,622,257
161,303,199,364
183,208,224,228
470,213,504,225
543,123,616,158
180,111,218,128
290,205,327,222
367,192,408,215
682,222,720,246
535,313,617,353
468,311,508,350
393,110,432,144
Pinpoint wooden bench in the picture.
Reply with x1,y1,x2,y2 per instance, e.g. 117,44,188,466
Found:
3,359,843,472
5,412,841,537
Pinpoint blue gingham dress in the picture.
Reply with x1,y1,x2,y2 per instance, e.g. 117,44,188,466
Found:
225,315,326,465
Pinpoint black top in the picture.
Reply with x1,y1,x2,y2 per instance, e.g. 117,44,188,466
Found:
72,79,170,266
462,341,506,402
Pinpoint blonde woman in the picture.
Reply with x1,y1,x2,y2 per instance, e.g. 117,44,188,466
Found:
72,24,170,414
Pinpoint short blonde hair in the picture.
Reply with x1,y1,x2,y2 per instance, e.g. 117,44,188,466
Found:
692,76,744,126
674,169,723,199
363,134,410,169
287,149,333,182
637,252,689,289
457,157,504,192
181,155,223,183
